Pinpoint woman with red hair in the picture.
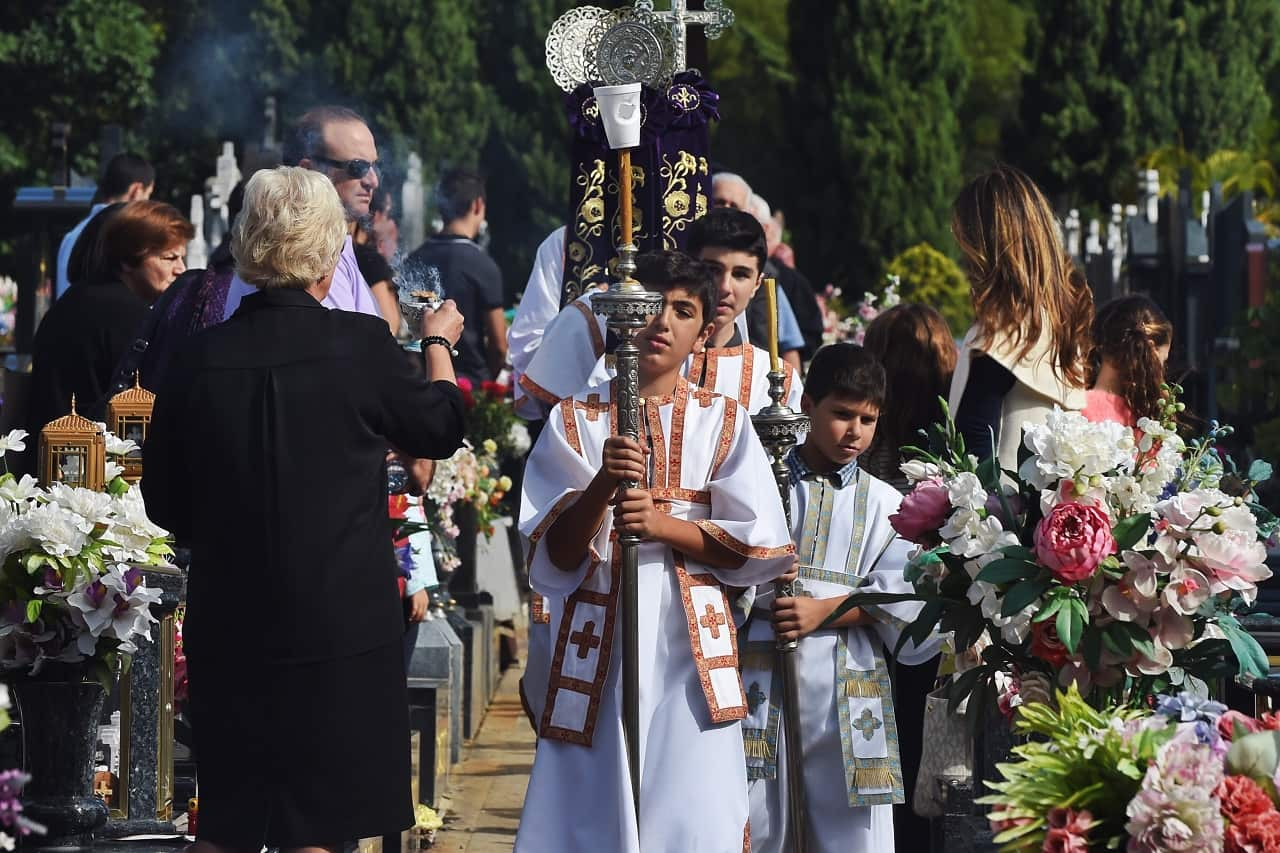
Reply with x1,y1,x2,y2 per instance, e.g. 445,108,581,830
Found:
26,200,192,452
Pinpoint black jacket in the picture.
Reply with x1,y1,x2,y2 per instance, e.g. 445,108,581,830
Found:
24,279,150,472
143,288,466,663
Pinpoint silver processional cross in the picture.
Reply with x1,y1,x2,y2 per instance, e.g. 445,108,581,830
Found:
634,0,735,73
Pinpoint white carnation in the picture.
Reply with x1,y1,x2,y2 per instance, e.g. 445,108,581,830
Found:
947,472,988,510
1019,408,1136,490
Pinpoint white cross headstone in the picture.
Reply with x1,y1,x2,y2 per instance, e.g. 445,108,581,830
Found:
634,0,735,72
1064,208,1081,258
1108,204,1124,284
401,153,426,254
187,195,208,270
1142,169,1160,225
1086,219,1102,256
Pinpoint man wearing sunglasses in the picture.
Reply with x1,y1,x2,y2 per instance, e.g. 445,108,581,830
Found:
221,106,398,332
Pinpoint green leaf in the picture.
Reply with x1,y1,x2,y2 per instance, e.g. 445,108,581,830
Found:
976,454,1000,489
976,558,1038,584
1056,600,1081,654
1000,545,1035,562
1000,576,1050,617
1103,622,1135,657
24,599,41,624
1249,459,1273,484
1112,513,1152,551
1221,615,1271,679
1033,589,1067,623
948,665,983,715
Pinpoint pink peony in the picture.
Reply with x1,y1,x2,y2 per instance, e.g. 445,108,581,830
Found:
1217,712,1262,743
1042,807,1095,853
1034,501,1116,584
890,476,951,544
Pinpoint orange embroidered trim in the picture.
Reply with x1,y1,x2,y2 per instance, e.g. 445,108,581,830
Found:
572,300,605,358
525,492,582,570
710,399,737,477
649,487,711,505
674,553,746,724
540,546,621,746
782,363,795,404
531,594,550,625
519,372,560,406
559,399,582,456
704,348,721,392
669,378,689,487
743,820,750,853
689,351,707,389
645,399,667,489
694,520,796,560
738,345,754,410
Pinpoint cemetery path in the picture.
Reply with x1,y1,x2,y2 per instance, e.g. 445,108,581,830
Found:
435,662,535,852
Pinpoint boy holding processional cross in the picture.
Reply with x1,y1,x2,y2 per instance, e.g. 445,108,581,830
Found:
514,251,794,853
741,342,939,852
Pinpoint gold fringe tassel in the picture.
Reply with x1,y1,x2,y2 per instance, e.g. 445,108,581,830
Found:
843,679,882,698
853,767,895,791
743,738,774,760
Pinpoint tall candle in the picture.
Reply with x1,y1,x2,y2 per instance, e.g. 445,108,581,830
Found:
619,149,633,250
765,277,779,373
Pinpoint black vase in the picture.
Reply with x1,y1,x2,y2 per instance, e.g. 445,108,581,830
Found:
13,678,110,850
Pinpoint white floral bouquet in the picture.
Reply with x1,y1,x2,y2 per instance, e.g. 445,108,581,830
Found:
0,276,17,351
424,439,513,573
0,430,172,682
843,392,1276,713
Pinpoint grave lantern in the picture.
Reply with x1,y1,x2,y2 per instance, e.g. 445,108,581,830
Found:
107,375,155,484
38,395,106,491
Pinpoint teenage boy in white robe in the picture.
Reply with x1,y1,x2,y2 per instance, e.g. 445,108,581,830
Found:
515,209,801,420
515,251,795,853
741,343,939,853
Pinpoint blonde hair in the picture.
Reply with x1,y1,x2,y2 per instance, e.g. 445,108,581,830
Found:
951,164,1093,389
232,166,347,289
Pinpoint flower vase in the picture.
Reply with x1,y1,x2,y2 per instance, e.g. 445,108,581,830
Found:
13,677,109,850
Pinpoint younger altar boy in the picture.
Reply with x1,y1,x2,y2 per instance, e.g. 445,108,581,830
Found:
515,208,801,419
741,343,938,852
515,251,794,853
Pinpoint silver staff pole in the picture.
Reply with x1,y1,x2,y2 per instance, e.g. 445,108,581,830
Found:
592,82,661,833
751,350,811,853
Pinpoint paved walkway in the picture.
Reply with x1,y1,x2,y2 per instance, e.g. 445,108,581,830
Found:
434,663,535,852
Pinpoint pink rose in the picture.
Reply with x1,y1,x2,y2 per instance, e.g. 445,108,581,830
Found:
890,477,951,544
1218,711,1262,743
1034,501,1116,584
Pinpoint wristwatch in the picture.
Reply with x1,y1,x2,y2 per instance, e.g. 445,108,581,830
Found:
420,335,458,357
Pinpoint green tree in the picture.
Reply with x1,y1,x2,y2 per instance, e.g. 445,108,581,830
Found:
475,0,574,298
958,0,1033,174
0,0,162,262
705,0,793,205
784,0,968,290
1011,0,1280,207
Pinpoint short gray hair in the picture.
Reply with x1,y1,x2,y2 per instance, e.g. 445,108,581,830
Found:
232,167,347,290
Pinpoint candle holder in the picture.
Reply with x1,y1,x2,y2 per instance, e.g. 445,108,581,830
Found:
750,367,811,853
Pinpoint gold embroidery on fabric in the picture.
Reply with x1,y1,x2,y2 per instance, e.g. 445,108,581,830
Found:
694,520,795,560
739,345,754,410
668,379,689,486
660,150,700,248
531,595,550,625
525,492,583,570
645,399,667,489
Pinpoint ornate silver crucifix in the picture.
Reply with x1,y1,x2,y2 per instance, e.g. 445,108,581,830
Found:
633,0,735,73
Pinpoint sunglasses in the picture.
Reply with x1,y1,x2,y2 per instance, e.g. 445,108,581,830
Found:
311,155,379,180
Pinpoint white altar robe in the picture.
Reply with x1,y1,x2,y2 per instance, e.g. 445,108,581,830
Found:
515,377,794,853
742,466,940,853
516,290,799,420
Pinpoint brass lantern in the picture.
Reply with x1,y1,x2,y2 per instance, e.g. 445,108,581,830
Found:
107,375,155,484
38,395,106,491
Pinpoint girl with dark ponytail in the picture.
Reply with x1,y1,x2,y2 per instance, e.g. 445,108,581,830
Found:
1083,295,1173,427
